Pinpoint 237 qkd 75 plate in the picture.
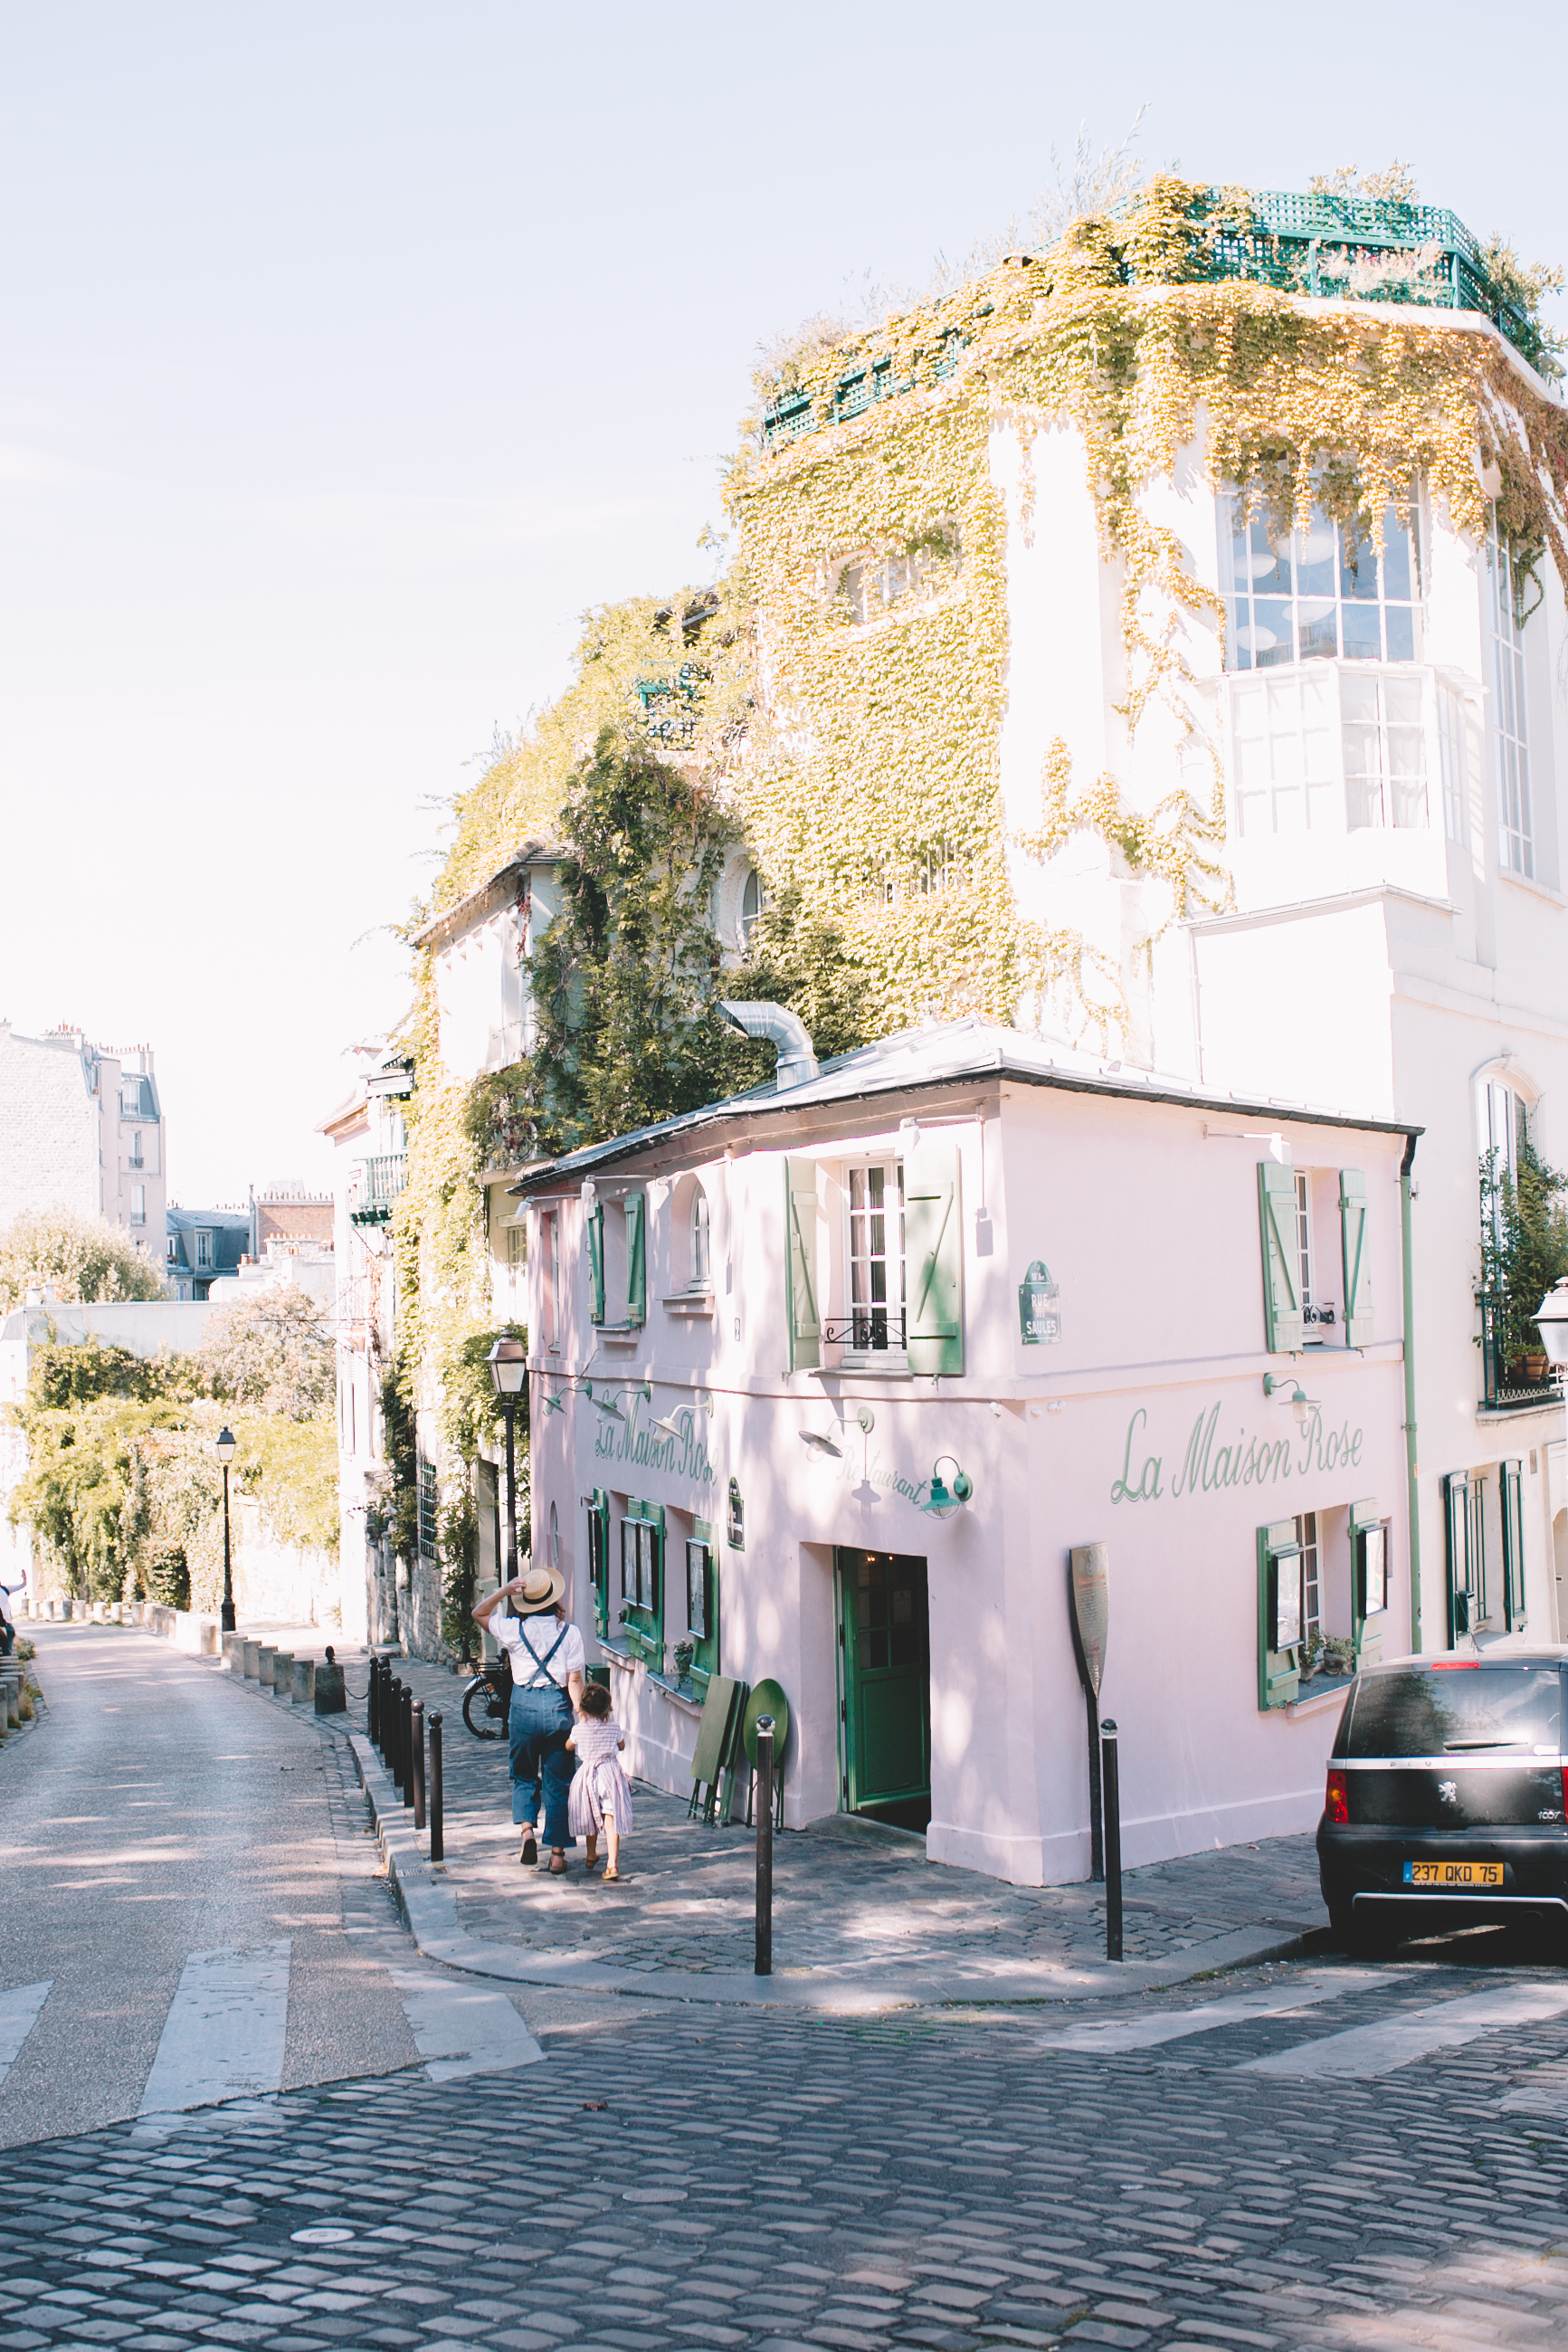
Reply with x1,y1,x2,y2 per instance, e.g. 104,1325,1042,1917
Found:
1403,1860,1505,1888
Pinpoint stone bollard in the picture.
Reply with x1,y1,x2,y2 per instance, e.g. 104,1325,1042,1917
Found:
110,1603,123,1625
129,1601,145,1626
220,1632,241,1671
313,1644,347,1716
242,1640,261,1680
258,1646,278,1690
271,1651,293,1697
290,1658,314,1707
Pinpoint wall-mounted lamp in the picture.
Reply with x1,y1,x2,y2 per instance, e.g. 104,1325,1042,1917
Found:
580,1178,596,1205
1262,1373,1317,1433
924,1455,974,1517
651,1410,688,1441
800,1429,843,1458
899,1116,923,1151
1535,1278,1568,1371
586,1382,627,1424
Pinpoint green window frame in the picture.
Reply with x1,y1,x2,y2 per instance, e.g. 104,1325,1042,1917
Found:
685,1517,719,1695
1258,1162,1305,1353
1501,1456,1526,1633
1350,1498,1386,1668
1257,1518,1303,1710
620,1502,664,1671
587,1490,610,1642
1444,1469,1477,1641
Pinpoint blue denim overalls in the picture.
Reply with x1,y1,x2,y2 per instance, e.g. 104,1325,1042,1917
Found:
508,1619,575,1849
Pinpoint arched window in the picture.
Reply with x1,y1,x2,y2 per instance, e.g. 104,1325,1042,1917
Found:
1478,1073,1527,1227
690,1186,711,1288
740,868,764,947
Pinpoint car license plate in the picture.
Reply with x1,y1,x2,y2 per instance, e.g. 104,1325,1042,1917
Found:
1402,1860,1504,1888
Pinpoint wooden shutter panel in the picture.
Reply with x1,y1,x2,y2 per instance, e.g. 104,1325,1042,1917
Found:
1339,1169,1373,1347
586,1203,604,1325
1257,1161,1304,1354
1502,1457,1525,1633
905,1136,964,1376
784,1159,820,1371
624,1192,646,1326
1256,1519,1302,1710
1444,1470,1472,1643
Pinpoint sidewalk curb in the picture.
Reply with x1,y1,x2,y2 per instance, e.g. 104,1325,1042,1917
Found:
348,1736,1320,2012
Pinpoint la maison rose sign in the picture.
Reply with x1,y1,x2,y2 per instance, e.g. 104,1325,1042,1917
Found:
1110,1398,1364,1507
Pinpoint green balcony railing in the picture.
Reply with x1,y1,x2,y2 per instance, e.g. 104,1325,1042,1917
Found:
350,1154,408,1227
761,189,1539,454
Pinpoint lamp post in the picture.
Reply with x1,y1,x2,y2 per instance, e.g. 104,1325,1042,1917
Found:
487,1337,527,1587
216,1425,236,1633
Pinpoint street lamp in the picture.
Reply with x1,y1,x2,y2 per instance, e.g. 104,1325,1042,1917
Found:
488,1336,527,1588
215,1425,236,1633
1535,1279,1568,1372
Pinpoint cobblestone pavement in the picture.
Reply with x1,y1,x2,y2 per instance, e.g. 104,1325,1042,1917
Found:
4,1938,1568,2352
347,1652,1326,1976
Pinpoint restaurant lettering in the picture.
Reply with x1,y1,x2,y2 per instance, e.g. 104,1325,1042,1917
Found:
1110,1400,1364,1507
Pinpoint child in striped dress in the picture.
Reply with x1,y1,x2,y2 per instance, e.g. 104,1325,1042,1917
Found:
566,1681,634,1881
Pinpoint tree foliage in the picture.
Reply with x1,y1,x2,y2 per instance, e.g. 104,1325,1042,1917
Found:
1479,1133,1568,1366
197,1288,334,1421
0,1209,165,1312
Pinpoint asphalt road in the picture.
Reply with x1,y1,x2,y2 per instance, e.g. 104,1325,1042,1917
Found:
0,1628,472,2145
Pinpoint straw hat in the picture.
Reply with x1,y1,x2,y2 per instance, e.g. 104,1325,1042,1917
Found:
513,1560,566,1615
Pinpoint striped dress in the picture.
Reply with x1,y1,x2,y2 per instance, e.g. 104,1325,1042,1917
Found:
566,1716,635,1836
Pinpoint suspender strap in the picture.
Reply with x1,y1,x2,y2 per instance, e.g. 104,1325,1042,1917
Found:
521,1622,571,1689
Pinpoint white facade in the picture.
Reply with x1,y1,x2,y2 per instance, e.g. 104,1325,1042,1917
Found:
0,1024,167,1272
517,1022,1432,1885
970,317,1568,1658
410,843,565,1086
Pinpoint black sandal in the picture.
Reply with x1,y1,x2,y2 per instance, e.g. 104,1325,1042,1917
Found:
519,1833,537,1866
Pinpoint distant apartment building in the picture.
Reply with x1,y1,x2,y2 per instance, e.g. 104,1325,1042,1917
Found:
0,1022,167,1269
165,1205,251,1300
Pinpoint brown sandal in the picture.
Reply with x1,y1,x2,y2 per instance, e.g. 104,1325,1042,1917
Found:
548,1851,567,1874
603,1866,620,1881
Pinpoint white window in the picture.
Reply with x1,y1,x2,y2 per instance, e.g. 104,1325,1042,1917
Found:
1297,1511,1321,1643
845,1162,905,1357
739,869,764,946
1221,495,1419,672
689,1187,711,1287
1485,514,1534,879
1437,681,1468,845
1230,666,1430,839
839,524,959,628
1478,1075,1527,1248
120,1080,142,1118
128,1128,143,1168
195,1229,213,1269
130,1185,146,1226
507,1223,527,1277
166,1234,177,1262
1295,1171,1315,1324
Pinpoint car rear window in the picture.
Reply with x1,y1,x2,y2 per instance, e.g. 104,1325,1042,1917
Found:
1344,1666,1563,1758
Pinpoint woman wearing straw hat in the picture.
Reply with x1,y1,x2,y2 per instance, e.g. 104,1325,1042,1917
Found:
474,1561,584,1873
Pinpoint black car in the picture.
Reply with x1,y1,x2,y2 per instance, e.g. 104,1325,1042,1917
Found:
1317,1652,1568,1956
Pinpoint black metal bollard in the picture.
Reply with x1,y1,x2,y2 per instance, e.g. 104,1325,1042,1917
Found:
368,1655,378,1745
411,1699,426,1831
401,1684,415,1807
755,1714,774,1976
1101,1718,1123,1963
388,1676,404,1791
376,1660,391,1763
429,1710,444,1862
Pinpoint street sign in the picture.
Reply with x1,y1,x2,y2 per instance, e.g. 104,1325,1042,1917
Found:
1019,1260,1061,1344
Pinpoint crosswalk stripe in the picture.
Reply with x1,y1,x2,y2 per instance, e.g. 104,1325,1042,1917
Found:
1033,1968,1392,2055
1240,1979,1568,2079
0,1982,52,2087
390,1966,544,2082
138,1940,292,2115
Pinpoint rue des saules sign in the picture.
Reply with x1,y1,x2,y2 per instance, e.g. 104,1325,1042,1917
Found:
1110,1398,1364,1507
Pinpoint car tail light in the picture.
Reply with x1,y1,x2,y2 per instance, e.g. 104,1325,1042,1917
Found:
1562,1765,1568,1822
1326,1767,1349,1825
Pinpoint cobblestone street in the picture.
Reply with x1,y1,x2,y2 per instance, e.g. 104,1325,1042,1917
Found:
5,1945,1568,2352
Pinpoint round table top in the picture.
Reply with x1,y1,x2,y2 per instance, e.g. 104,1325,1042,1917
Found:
743,1678,790,1766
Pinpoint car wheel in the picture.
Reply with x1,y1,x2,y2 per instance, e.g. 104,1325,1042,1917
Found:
1331,1905,1402,1960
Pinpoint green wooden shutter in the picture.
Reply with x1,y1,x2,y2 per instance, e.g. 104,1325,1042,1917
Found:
586,1202,604,1325
785,1159,820,1371
1257,1519,1303,1710
1339,1169,1373,1347
624,1191,646,1326
1501,1457,1525,1632
1444,1470,1473,1642
1258,1161,1304,1353
905,1137,964,1376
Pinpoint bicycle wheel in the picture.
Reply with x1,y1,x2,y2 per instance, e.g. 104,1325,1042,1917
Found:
462,1680,506,1739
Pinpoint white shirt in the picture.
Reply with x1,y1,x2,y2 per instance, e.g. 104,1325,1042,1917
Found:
495,1612,584,1690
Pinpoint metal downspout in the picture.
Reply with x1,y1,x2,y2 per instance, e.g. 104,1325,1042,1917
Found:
1401,1130,1422,1653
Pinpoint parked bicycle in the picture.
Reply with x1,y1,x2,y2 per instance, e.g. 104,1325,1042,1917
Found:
461,1653,512,1739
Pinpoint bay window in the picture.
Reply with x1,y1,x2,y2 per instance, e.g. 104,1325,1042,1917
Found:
1221,496,1419,672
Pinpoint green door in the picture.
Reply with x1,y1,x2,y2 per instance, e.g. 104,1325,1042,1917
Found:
836,1548,931,1830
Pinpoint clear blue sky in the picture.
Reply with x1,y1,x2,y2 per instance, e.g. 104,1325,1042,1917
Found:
3,2,1564,1205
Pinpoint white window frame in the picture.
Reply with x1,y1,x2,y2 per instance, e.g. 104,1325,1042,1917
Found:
1228,662,1433,841
1295,1171,1316,1325
128,1128,144,1168
130,1185,146,1227
195,1229,213,1269
1221,492,1421,674
1297,1510,1322,1643
841,1159,907,1367
689,1186,711,1289
1485,512,1535,880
